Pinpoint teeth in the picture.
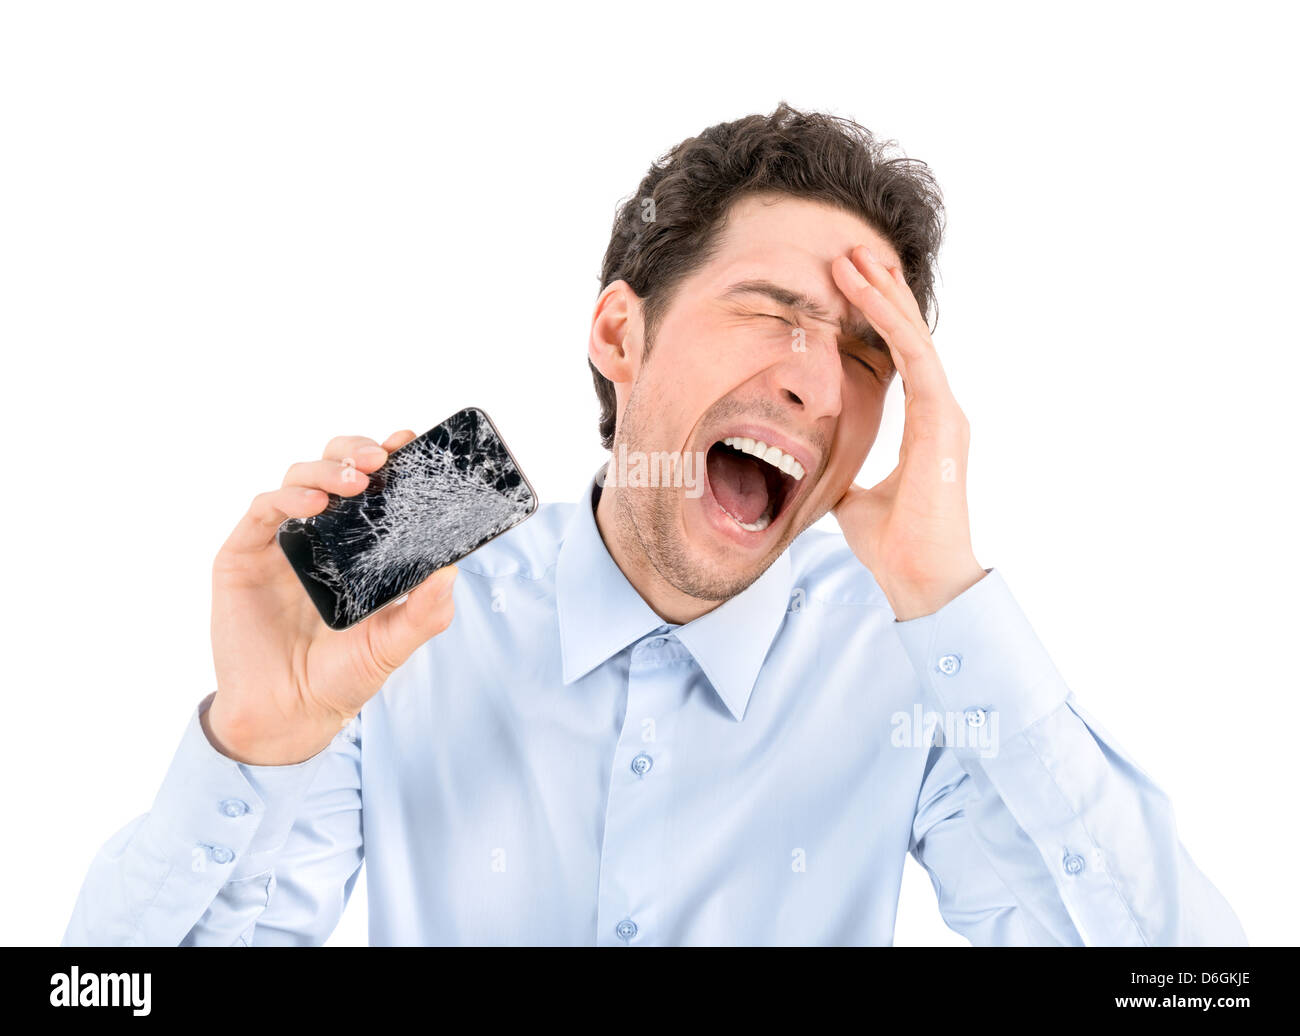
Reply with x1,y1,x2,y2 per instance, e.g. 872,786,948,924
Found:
722,436,806,480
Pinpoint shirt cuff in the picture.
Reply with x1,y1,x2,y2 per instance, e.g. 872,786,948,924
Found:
891,568,1069,740
140,692,335,890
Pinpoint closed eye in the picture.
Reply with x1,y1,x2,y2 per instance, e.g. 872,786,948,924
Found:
842,348,894,382
750,308,890,381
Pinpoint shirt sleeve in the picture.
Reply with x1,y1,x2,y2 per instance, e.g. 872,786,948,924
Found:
61,691,364,946
891,568,1247,946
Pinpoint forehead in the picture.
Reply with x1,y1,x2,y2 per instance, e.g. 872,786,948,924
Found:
702,192,901,288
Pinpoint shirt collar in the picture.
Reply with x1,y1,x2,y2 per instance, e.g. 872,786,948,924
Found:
555,469,792,722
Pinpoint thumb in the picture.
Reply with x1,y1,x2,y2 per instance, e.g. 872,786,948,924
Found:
368,564,459,672
831,482,869,515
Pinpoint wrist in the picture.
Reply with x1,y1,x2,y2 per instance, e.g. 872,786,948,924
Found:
879,558,987,621
202,696,337,766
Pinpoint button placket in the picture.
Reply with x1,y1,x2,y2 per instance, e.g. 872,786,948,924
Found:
594,633,687,946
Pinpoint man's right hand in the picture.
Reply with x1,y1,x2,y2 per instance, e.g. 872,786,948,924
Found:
204,429,459,765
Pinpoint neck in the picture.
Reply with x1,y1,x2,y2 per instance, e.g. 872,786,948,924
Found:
593,480,723,626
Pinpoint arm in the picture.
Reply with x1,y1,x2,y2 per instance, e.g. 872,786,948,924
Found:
896,569,1247,946
822,245,1244,945
62,691,363,946
60,424,458,945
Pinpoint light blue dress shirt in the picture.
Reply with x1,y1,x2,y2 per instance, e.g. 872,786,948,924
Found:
63,474,1247,946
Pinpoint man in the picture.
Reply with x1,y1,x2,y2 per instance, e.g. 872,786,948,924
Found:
63,103,1246,946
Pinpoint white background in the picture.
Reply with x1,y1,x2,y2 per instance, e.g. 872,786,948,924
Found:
2,1,1295,947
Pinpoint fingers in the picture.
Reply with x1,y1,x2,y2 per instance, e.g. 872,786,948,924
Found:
302,430,418,491
222,429,417,557
831,248,952,406
281,430,420,514
365,565,459,673
883,258,927,329
321,435,384,462
321,430,417,462
847,246,923,330
830,481,868,515
280,455,384,495
223,485,333,554
382,429,418,452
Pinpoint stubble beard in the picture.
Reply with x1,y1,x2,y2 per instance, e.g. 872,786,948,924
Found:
610,378,788,604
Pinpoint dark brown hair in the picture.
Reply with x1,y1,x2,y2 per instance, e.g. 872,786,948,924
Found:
591,101,946,450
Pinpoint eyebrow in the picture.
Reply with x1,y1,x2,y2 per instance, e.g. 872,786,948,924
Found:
719,279,894,368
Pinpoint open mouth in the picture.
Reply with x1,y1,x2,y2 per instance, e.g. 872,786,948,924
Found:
705,436,806,532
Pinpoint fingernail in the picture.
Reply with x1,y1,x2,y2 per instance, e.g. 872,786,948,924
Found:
842,260,868,288
358,445,386,460
436,568,458,599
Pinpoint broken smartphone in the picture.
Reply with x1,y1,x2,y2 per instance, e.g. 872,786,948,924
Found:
277,406,538,631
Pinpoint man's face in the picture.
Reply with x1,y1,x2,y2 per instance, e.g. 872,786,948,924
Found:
598,192,900,602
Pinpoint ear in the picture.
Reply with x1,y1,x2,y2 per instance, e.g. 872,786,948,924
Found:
588,280,645,386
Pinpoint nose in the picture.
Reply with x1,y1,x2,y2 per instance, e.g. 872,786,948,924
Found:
768,330,843,421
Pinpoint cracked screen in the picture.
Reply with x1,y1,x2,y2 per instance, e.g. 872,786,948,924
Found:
278,407,537,630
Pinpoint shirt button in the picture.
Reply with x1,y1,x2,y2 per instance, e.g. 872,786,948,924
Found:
210,846,235,865
219,798,249,818
1063,851,1085,875
964,706,988,728
937,654,962,676
616,919,638,941
631,753,654,777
